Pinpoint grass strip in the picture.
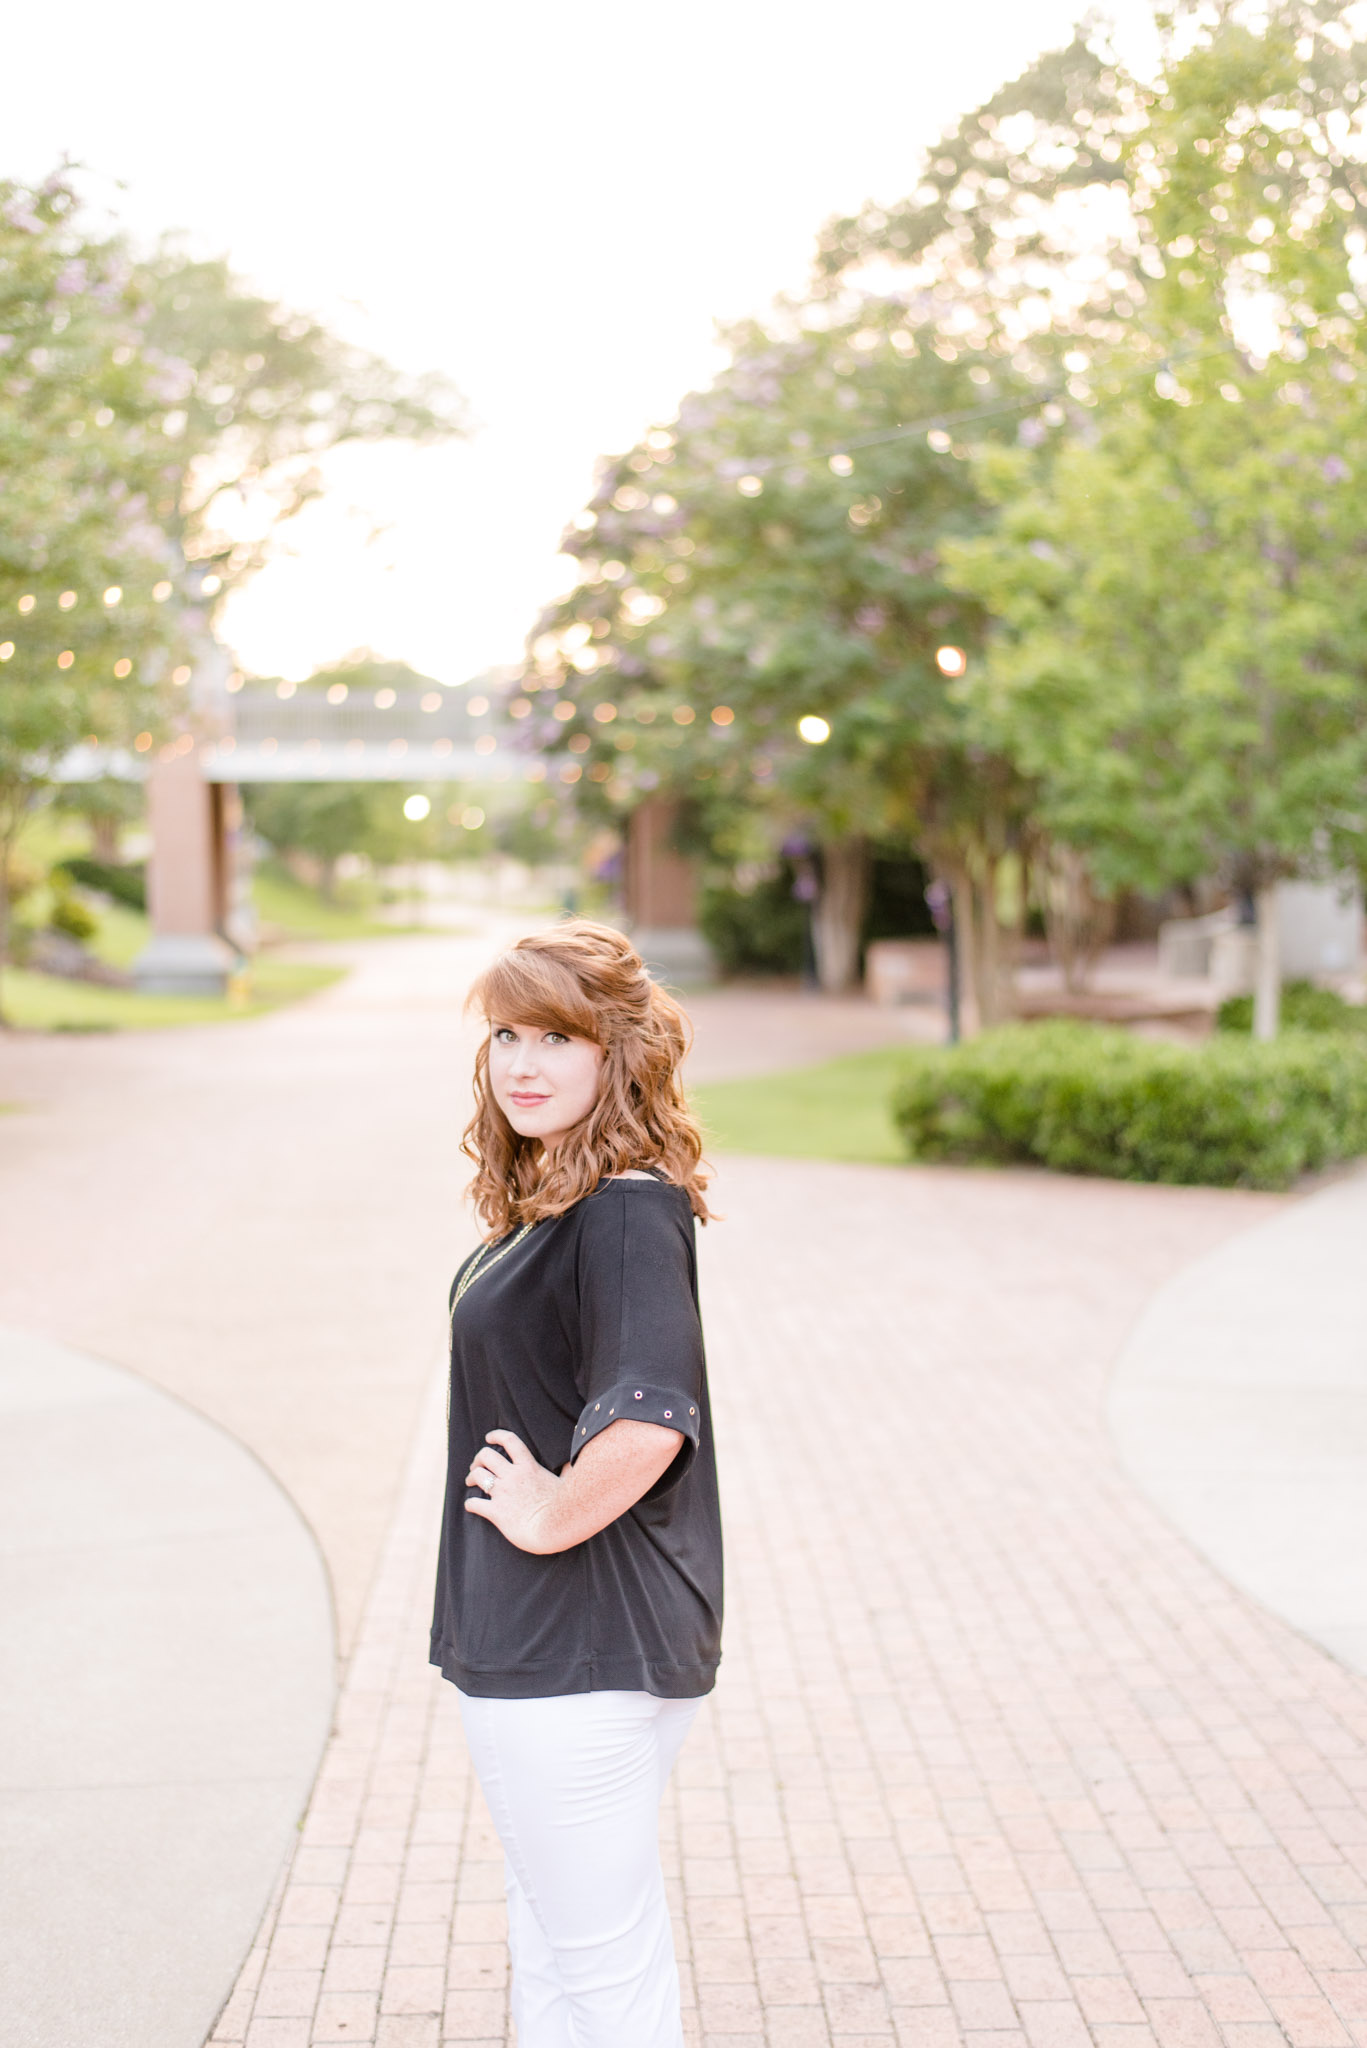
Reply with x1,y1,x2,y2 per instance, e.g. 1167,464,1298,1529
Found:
692,1046,911,1165
0,958,344,1033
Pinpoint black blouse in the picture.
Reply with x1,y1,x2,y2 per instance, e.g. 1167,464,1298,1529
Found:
429,1177,723,1700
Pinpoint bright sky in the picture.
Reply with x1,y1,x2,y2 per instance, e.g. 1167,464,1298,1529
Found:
11,1,1159,685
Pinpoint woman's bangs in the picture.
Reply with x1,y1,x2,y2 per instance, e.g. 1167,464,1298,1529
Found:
473,951,600,1041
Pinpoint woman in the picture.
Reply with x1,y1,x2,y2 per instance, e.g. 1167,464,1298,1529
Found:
430,920,723,2048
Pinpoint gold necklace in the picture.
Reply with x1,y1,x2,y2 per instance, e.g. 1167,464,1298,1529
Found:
450,1221,533,1318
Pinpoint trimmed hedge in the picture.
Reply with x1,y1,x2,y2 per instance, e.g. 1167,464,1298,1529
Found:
1217,978,1367,1037
53,856,147,912
891,1020,1367,1190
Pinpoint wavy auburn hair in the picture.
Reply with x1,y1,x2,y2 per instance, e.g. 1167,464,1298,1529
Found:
462,920,713,1238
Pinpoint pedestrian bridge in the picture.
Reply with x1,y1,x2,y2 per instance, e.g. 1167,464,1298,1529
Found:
62,681,542,785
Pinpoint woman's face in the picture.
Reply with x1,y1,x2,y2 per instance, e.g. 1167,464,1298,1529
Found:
488,1018,605,1153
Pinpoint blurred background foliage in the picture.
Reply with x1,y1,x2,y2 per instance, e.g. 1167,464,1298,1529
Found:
5,1,1367,1046
517,0,1367,1030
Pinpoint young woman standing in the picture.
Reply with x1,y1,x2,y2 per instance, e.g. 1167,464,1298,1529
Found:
430,921,722,2048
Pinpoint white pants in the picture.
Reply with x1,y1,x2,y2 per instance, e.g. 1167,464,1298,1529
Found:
457,1689,701,2048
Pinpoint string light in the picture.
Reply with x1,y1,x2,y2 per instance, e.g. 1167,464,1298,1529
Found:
57,650,74,669
103,586,122,606
798,715,831,744
114,658,132,677
935,646,967,677
0,643,12,661
701,337,1243,488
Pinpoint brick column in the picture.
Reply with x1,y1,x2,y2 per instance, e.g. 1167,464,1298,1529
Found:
134,752,240,994
624,799,712,985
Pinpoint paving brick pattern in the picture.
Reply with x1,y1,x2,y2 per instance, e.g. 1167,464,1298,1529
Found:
212,1156,1367,2048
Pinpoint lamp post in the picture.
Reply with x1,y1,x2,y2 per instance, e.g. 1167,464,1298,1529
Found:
925,879,960,1044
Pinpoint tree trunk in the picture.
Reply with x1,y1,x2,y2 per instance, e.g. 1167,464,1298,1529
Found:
968,860,1017,1028
811,837,870,992
1253,883,1281,1041
1041,844,1115,994
92,813,121,864
949,872,976,1030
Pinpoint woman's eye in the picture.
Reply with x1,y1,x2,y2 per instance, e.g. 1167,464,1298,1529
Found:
494,1028,516,1043
544,1032,568,1045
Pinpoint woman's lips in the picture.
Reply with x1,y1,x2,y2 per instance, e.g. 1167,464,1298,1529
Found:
510,1092,550,1107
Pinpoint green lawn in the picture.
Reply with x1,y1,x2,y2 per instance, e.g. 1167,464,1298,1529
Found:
0,957,344,1033
692,1045,913,1165
251,862,427,941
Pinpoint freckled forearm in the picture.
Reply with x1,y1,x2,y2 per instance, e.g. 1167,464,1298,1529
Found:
532,1421,683,1552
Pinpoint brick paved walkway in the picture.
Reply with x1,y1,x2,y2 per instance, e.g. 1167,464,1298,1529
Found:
211,1152,1367,2048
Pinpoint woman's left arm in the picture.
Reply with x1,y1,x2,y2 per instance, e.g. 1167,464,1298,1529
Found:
464,1421,682,1554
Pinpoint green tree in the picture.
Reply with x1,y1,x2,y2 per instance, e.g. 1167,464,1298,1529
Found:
523,310,1033,999
0,171,466,1016
945,0,1367,1036
0,173,177,1009
135,246,464,598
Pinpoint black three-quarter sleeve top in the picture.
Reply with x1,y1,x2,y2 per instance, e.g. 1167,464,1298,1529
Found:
429,1176,723,1700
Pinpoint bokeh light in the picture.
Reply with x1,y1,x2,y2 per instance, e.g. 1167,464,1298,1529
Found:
935,645,967,677
403,793,431,821
798,714,830,744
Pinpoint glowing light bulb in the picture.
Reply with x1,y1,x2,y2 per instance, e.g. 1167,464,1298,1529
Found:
935,646,967,677
103,586,122,607
403,794,431,821
798,715,830,744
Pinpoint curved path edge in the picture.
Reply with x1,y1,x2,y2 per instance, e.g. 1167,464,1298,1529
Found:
0,1325,337,2048
1108,1163,1367,1676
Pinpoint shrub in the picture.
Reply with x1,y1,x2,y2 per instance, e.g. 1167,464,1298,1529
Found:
891,1020,1367,1191
1217,978,1367,1036
48,889,99,943
699,869,808,976
54,856,147,912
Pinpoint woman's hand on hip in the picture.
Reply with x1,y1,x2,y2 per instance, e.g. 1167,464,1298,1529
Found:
464,1431,561,1553
465,1419,683,1554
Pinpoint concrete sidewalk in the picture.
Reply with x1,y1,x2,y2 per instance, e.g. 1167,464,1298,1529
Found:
0,1327,334,2048
1110,1164,1367,1678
